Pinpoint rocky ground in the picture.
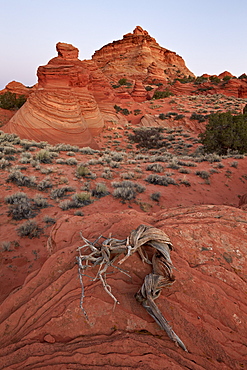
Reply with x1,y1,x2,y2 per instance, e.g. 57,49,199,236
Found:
0,93,247,368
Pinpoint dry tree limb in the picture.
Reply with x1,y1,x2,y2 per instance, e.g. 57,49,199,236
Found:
76,225,188,352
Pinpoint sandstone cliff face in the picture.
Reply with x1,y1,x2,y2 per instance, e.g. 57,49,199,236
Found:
92,26,195,83
0,206,246,369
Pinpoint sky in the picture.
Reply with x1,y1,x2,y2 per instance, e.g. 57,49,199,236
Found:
0,0,246,89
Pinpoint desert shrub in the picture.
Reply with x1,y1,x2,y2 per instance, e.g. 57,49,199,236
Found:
145,174,177,186
50,186,75,199
177,160,197,167
76,164,91,178
43,215,56,224
180,178,191,186
101,168,112,179
0,91,26,110
145,86,153,91
0,132,21,144
35,149,53,164
5,191,28,204
209,76,221,84
150,192,161,202
112,180,145,201
71,192,93,207
54,143,79,152
146,163,164,173
199,112,247,154
7,170,36,187
59,199,72,211
194,76,208,84
118,78,127,85
8,201,33,220
159,113,167,120
65,158,78,165
120,171,135,179
195,170,210,180
91,182,110,198
167,160,180,170
230,161,238,168
153,89,174,99
134,109,142,115
59,192,92,210
114,105,131,115
178,168,190,174
0,158,10,169
175,76,195,84
56,158,66,165
128,127,165,149
79,147,98,155
3,146,17,154
17,220,43,238
33,194,49,208
74,210,84,216
190,112,209,122
110,151,124,162
1,241,12,252
5,192,35,220
113,186,136,201
37,177,53,191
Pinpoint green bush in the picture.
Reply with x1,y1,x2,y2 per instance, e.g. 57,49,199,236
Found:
199,112,247,154
190,112,209,122
153,89,174,99
118,78,127,85
114,105,131,115
209,76,221,84
0,92,26,110
128,127,165,149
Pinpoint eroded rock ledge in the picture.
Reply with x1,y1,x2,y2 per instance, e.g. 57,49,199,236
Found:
0,205,246,369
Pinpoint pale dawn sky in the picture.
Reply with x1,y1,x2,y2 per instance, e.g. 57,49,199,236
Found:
0,0,246,89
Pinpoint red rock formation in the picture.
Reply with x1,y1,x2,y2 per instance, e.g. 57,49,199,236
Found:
131,79,148,102
218,71,234,79
92,26,195,83
0,81,33,97
238,193,247,209
0,206,246,369
3,43,117,147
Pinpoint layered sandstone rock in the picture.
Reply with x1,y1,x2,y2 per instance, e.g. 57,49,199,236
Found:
0,206,246,369
3,43,116,147
131,79,148,102
0,81,33,97
92,26,195,83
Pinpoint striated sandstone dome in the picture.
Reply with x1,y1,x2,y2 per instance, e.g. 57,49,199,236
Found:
3,43,117,148
92,26,195,83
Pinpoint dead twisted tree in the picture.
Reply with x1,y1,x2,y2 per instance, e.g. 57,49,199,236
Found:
76,224,187,352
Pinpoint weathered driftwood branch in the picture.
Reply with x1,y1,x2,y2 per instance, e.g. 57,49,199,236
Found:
76,224,187,352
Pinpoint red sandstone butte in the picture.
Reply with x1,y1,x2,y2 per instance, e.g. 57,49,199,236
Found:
92,26,195,83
